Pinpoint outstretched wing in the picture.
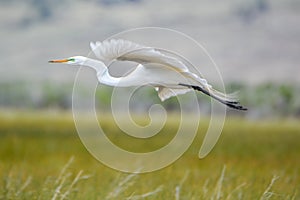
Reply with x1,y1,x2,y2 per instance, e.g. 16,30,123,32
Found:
90,39,246,109
90,39,144,63
90,39,190,73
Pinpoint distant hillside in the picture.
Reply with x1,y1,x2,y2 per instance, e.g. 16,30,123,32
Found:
0,0,299,85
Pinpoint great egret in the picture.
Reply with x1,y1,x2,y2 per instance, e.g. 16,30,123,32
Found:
49,39,247,110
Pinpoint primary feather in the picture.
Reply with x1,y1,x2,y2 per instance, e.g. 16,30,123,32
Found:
90,39,144,63
90,39,190,72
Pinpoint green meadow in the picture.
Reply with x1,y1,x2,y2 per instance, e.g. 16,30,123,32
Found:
0,112,299,199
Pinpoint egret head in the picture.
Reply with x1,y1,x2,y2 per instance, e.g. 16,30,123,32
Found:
49,56,87,66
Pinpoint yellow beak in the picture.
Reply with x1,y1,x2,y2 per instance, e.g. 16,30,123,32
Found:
48,59,69,63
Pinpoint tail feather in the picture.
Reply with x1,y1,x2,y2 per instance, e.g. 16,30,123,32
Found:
179,83,247,111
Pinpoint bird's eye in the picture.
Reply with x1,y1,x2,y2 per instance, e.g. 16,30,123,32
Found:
68,58,75,62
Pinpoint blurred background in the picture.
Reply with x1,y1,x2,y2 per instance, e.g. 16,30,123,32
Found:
1,1,300,199
0,0,300,118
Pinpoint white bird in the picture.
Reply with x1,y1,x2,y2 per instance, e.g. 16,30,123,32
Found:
49,39,246,110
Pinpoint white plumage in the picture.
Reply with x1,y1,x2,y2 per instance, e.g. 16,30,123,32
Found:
49,39,247,110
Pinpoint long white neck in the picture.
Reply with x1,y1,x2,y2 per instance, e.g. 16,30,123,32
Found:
83,58,121,86
83,57,107,74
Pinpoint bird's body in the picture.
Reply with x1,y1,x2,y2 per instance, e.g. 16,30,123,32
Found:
49,39,247,110
101,63,192,87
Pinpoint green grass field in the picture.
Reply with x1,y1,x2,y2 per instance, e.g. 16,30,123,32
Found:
0,112,299,199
